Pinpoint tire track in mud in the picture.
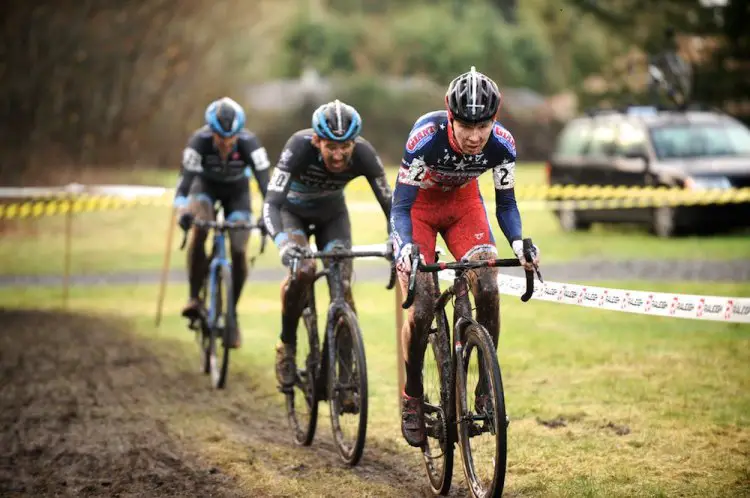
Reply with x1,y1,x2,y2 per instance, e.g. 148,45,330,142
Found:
0,309,442,497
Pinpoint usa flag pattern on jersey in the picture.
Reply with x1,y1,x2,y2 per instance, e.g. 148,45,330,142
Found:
390,110,523,261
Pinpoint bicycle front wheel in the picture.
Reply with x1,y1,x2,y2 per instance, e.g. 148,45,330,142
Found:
328,307,368,466
285,292,320,446
209,265,233,390
455,323,507,498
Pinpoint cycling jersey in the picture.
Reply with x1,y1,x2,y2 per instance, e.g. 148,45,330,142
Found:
390,110,522,263
175,125,271,203
262,128,392,240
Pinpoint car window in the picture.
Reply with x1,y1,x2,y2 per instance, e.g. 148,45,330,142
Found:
614,122,648,157
554,120,592,158
649,121,750,159
584,121,617,157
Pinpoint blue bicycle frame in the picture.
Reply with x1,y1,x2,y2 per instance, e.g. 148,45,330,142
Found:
206,227,232,327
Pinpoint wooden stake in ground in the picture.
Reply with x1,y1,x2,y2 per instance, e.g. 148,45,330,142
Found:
155,207,177,327
395,283,405,410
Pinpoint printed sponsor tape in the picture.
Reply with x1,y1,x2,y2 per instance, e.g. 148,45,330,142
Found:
350,243,749,324
437,270,750,324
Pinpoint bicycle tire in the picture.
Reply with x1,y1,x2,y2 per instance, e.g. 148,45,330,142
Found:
209,265,233,390
198,284,210,375
455,322,507,498
420,308,454,496
328,306,368,466
286,290,320,446
199,321,211,375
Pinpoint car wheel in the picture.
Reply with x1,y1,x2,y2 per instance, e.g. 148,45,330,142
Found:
558,207,591,232
652,206,677,238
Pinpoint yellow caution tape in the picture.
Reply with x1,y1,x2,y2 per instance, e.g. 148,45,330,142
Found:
0,194,172,220
1,186,749,220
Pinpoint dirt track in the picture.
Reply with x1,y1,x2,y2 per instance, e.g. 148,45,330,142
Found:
0,309,432,498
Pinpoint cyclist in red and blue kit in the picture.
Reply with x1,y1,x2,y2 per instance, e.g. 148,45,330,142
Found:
390,67,541,447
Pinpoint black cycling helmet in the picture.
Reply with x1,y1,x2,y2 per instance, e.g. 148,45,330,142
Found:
445,66,501,124
312,99,362,142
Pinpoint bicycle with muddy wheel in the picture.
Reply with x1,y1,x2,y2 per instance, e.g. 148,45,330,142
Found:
282,243,395,466
179,208,266,389
402,239,540,497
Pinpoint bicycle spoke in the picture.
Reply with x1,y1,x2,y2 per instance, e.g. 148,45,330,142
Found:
456,324,507,498
328,310,368,466
420,318,454,495
285,303,319,446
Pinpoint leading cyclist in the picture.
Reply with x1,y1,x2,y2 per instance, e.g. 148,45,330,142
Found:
390,67,540,447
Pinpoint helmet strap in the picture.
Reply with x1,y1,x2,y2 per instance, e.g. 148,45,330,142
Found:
444,96,463,154
446,119,463,155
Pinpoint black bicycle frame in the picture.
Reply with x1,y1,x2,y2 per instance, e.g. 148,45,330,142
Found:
290,248,394,387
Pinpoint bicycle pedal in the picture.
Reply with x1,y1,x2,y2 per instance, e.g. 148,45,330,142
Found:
277,384,294,395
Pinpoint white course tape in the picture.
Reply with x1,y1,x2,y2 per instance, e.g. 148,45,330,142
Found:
0,184,169,199
353,242,750,323
437,270,750,324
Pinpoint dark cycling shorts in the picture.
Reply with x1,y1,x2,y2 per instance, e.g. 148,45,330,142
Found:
188,176,251,221
281,202,351,250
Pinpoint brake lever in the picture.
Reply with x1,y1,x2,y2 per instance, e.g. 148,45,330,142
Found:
533,263,543,283
386,259,396,290
179,229,188,250
522,237,543,282
290,256,299,281
401,245,420,309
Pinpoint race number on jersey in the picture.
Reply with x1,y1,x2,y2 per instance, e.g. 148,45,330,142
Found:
493,160,515,189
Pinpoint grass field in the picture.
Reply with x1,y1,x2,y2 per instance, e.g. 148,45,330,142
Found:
2,163,749,496
1,163,748,277
1,278,748,497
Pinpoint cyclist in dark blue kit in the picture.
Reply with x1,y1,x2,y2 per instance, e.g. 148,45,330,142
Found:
173,97,270,348
391,67,540,447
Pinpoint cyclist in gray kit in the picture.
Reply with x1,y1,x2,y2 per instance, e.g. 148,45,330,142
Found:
262,100,392,391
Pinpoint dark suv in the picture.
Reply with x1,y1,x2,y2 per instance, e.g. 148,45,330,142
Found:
547,105,750,237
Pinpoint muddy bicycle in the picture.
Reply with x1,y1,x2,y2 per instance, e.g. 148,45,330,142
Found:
283,244,395,466
179,209,265,389
402,239,539,497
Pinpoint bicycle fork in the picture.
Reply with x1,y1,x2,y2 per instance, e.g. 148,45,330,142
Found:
450,274,496,436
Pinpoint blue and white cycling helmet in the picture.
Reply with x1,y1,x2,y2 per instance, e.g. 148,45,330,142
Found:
312,99,362,142
205,97,246,138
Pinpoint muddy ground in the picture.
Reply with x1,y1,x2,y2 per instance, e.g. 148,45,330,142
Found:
0,309,434,498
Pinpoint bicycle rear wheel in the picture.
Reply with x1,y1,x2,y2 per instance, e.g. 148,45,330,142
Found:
328,306,368,466
455,323,507,498
421,308,454,496
285,290,320,446
208,265,233,390
198,320,211,375
197,285,210,375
